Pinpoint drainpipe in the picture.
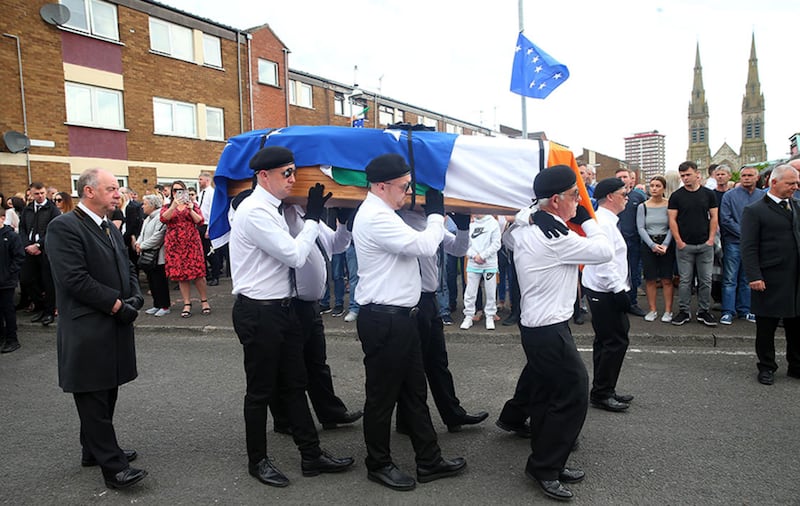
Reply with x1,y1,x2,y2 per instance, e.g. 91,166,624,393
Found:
283,48,290,126
246,32,254,131
236,30,244,134
3,32,31,184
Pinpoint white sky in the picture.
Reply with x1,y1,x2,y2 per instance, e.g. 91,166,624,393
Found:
159,0,797,171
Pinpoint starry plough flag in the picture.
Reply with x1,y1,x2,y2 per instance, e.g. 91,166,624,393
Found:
510,32,570,99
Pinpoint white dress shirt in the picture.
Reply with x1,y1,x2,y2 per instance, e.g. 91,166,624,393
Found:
398,209,469,293
198,185,215,225
229,185,319,299
285,204,352,301
512,211,613,328
353,193,444,307
581,206,630,294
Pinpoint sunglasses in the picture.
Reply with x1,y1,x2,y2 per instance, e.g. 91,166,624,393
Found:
384,181,413,192
279,167,297,178
54,198,63,202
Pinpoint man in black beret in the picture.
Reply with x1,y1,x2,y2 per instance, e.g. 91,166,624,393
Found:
581,178,636,413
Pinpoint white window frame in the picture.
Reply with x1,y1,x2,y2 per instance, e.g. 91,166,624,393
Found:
149,17,194,63
334,93,346,116
61,0,119,41
289,80,313,108
202,33,222,67
257,59,279,86
65,82,125,130
379,105,395,125
153,97,197,138
205,106,225,141
72,174,127,196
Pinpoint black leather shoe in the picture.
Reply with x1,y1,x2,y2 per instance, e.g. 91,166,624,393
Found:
249,458,289,487
0,340,21,354
495,419,532,438
572,312,585,325
273,425,293,435
82,449,137,467
536,478,574,501
104,467,148,489
207,278,219,286
416,457,466,483
30,311,45,323
447,410,489,432
501,315,519,326
321,410,363,429
558,467,585,484
367,463,416,491
614,393,634,403
41,314,55,326
591,397,630,412
628,304,647,317
757,370,775,385
301,450,354,476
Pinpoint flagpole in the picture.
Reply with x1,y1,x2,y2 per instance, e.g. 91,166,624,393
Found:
518,0,527,138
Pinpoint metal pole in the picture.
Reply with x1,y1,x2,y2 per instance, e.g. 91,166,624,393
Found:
3,33,31,184
518,0,527,139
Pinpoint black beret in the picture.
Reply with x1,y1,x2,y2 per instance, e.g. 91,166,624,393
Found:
249,146,294,172
365,153,411,183
593,177,626,201
533,165,576,199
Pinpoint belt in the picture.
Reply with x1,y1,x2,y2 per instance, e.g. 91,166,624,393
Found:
363,303,419,318
237,294,292,307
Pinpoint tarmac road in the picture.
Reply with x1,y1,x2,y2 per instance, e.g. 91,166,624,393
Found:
2,318,799,505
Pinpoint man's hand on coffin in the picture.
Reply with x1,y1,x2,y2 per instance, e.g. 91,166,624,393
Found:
531,210,569,239
423,189,444,217
569,205,592,226
450,213,471,230
305,183,332,222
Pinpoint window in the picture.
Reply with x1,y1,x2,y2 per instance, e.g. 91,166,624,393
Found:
61,0,119,40
445,123,462,134
334,93,346,116
419,115,437,129
289,80,313,108
258,59,279,86
149,18,193,62
65,82,124,129
72,174,127,196
379,105,395,125
202,34,222,67
153,98,197,138
206,107,224,141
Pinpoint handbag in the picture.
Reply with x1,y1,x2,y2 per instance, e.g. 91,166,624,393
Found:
137,248,159,269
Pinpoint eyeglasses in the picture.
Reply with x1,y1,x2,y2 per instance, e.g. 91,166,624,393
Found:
384,181,413,192
614,190,630,198
558,188,581,201
279,167,297,178
53,198,63,203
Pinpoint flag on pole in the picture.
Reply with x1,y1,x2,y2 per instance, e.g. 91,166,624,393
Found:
510,32,569,99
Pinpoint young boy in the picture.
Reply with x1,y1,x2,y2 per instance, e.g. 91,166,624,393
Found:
460,215,502,330
0,212,26,353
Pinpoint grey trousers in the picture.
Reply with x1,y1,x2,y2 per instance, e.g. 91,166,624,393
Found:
676,243,713,313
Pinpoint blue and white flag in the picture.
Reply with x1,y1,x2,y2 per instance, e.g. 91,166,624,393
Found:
510,32,569,99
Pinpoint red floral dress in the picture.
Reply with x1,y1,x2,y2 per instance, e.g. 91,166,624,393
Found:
160,204,206,281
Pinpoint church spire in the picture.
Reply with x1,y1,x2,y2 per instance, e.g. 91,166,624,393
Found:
740,32,767,164
686,41,710,168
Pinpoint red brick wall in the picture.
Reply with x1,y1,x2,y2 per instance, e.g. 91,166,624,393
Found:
249,27,288,130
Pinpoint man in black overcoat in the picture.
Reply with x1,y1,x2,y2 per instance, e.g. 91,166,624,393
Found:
47,168,147,489
741,163,800,385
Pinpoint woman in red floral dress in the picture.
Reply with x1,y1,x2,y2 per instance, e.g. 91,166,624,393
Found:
160,180,211,317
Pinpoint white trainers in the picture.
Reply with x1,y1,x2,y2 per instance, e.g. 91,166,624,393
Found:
644,310,658,322
145,307,159,315
344,311,358,322
154,308,171,317
485,317,495,330
661,311,673,323
460,317,473,330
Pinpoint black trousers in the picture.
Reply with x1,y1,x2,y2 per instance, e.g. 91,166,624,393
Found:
270,299,349,426
73,388,128,478
498,362,533,426
398,293,465,429
357,304,441,470
755,316,800,375
21,253,55,315
506,250,521,320
145,264,170,309
521,321,587,481
232,298,320,466
0,287,18,342
583,287,630,401
198,225,223,280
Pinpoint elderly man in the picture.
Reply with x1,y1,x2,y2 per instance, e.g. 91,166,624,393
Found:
47,168,147,489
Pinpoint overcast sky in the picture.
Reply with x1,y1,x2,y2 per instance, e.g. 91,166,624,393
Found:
159,0,796,171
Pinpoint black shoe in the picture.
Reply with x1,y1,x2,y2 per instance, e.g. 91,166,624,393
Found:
572,312,585,325
367,463,416,491
416,457,466,483
614,393,634,403
301,450,354,476
41,314,55,326
757,370,775,385
331,306,345,317
628,304,647,317
558,467,585,484
590,397,630,412
273,425,293,435
83,449,137,467
495,419,532,438
526,470,574,501
319,305,332,314
249,458,289,487
0,340,21,354
447,411,489,432
671,311,691,326
30,311,45,323
501,315,519,326
104,467,148,489
697,310,717,327
321,410,363,429
207,278,219,286
787,370,800,379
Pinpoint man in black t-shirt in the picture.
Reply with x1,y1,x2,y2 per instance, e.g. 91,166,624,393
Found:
667,161,719,327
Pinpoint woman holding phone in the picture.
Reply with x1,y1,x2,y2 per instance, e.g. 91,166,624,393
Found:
160,180,210,317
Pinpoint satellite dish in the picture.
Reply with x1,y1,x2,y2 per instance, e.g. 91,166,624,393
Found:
2,131,31,153
40,3,71,26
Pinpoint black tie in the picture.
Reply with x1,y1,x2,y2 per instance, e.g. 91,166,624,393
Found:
277,203,284,215
100,221,114,248
199,190,205,206
781,200,791,212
